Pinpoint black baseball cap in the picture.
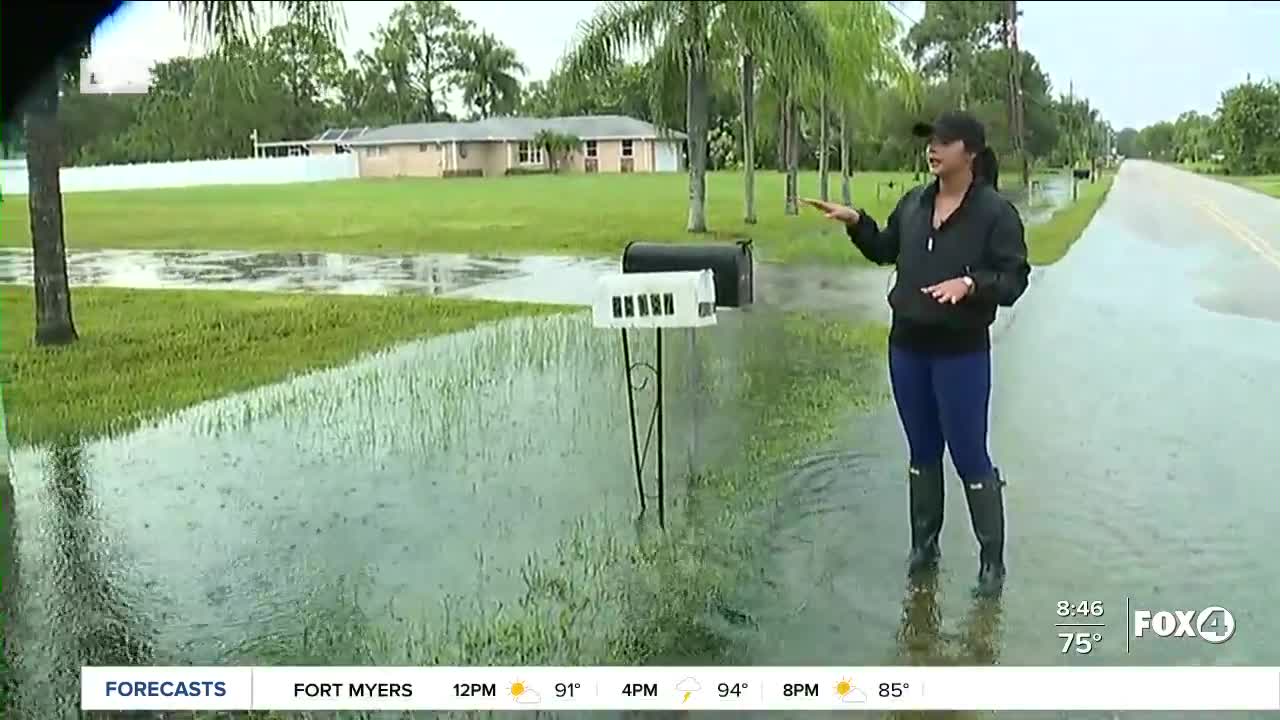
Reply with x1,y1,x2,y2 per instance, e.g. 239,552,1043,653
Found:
912,111,986,149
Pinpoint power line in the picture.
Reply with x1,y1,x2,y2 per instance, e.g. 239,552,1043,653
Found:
887,1,920,29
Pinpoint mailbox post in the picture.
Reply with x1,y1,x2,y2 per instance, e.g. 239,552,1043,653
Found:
592,241,753,529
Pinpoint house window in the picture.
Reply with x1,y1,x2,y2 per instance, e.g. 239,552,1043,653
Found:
621,140,634,158
585,140,598,158
458,144,468,159
517,141,544,165
419,143,432,152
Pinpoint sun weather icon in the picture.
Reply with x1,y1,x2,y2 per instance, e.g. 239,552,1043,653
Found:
509,680,541,704
835,677,868,703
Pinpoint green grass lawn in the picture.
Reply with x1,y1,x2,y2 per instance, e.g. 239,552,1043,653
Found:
1170,161,1280,199
0,286,565,446
1027,173,1114,265
0,171,921,265
1227,175,1280,198
0,168,1108,445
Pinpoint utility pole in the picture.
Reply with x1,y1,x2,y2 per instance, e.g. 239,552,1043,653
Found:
1068,80,1078,201
1007,0,1029,190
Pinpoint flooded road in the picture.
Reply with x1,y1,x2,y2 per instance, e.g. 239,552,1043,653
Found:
730,161,1280,718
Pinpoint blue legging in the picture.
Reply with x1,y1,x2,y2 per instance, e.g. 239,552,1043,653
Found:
889,344,996,481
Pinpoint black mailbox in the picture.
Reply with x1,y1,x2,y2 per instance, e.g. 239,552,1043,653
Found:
622,240,754,308
1072,168,1092,180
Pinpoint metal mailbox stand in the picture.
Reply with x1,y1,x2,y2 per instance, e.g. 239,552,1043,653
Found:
620,325,664,528
594,242,753,531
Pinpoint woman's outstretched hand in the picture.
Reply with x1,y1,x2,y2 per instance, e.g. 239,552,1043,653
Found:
801,198,860,226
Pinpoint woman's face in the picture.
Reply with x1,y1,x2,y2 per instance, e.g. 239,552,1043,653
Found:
927,138,972,178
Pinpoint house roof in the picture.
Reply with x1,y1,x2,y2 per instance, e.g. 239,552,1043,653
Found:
310,127,372,143
343,115,686,146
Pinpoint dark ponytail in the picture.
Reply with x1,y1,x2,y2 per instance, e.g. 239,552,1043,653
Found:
974,147,999,190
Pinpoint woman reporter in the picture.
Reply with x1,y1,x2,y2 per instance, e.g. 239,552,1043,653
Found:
804,111,1030,597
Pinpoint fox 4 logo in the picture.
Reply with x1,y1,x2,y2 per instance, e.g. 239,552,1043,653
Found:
1133,607,1236,644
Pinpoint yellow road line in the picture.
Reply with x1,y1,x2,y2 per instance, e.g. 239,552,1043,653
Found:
1193,199,1280,272
1129,166,1280,271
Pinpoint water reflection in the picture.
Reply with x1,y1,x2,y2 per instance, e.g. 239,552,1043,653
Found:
0,248,556,297
895,574,1003,668
887,575,1002,720
14,440,153,718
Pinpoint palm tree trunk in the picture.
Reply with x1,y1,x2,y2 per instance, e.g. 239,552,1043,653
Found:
25,62,78,346
818,85,829,201
740,52,756,225
776,94,786,171
840,108,852,206
686,41,709,233
784,92,799,216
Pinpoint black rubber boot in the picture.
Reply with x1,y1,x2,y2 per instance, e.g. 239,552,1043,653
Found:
907,463,945,576
963,469,1007,597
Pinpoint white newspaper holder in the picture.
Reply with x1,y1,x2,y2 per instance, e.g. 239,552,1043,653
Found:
592,270,717,329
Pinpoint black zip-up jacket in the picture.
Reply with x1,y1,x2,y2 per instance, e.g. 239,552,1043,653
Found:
847,180,1030,354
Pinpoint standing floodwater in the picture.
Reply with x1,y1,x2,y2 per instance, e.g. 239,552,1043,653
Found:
5,302,890,717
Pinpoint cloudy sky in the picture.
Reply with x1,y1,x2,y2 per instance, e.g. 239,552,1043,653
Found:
88,0,1280,130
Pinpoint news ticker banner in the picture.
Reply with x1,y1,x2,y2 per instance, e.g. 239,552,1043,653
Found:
83,666,1280,712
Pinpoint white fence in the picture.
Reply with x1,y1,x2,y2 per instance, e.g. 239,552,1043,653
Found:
0,154,360,195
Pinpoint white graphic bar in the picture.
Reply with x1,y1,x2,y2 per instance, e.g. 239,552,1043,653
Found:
82,666,1280,712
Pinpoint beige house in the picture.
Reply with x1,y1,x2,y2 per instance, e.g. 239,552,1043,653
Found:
264,116,686,178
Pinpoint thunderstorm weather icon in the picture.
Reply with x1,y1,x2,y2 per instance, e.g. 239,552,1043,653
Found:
675,677,701,703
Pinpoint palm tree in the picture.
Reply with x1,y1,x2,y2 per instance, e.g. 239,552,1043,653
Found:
814,1,918,204
766,39,828,215
532,129,581,172
565,2,830,232
563,3,746,233
23,53,81,345
20,1,344,346
564,2,715,232
713,2,828,224
454,32,525,118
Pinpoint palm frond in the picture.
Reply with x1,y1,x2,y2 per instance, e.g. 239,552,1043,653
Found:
720,0,830,90
173,1,345,51
561,1,674,86
645,35,685,134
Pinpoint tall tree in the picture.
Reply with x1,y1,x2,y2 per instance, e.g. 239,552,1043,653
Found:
260,20,347,139
1214,78,1280,174
453,31,525,118
18,1,346,346
813,0,914,205
713,1,828,223
24,56,79,344
565,1,716,233
520,60,658,121
566,1,832,232
904,1,1004,109
378,0,471,122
